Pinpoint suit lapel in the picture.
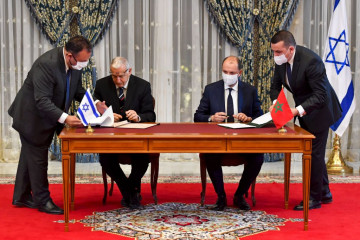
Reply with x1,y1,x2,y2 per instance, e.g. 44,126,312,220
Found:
218,81,226,112
107,76,121,112
291,48,301,91
237,81,243,113
124,75,136,110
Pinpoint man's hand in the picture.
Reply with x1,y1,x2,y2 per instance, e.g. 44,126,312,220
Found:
269,103,275,112
65,115,83,127
126,110,140,122
211,112,228,122
113,113,123,122
290,108,300,116
234,113,252,122
96,101,108,115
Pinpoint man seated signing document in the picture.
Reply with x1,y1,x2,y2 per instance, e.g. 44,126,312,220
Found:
94,57,156,209
194,56,264,211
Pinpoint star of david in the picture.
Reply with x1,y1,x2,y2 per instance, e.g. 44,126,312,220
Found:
274,101,283,113
82,103,90,112
325,29,350,75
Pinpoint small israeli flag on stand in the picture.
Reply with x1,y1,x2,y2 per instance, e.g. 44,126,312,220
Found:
77,89,100,126
323,0,356,137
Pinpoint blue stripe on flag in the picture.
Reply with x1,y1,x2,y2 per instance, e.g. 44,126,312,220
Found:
333,0,340,11
331,81,354,131
77,109,88,126
85,91,99,118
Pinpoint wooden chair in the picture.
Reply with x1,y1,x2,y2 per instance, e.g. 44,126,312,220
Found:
102,97,159,205
102,153,159,205
199,153,256,206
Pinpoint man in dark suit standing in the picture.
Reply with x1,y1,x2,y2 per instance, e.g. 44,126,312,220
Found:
8,36,94,214
194,56,264,211
270,30,342,210
94,57,155,209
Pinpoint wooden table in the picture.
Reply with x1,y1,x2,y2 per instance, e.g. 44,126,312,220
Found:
59,122,314,231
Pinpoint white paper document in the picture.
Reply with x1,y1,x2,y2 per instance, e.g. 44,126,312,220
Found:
88,106,114,127
250,112,272,126
218,123,256,129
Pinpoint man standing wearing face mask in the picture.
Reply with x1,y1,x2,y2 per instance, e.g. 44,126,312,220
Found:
194,56,264,211
270,30,342,210
8,36,103,215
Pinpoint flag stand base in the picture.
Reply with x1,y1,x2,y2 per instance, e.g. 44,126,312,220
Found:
326,134,353,174
85,124,94,133
278,126,287,133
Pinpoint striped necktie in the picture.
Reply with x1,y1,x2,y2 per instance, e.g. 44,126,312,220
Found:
118,87,125,109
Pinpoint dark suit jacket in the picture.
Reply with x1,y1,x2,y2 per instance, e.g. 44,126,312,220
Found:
270,45,342,133
194,80,263,122
93,75,155,122
8,47,85,146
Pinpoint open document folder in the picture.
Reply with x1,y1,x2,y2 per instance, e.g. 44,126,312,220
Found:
114,120,159,129
76,89,114,127
218,112,273,129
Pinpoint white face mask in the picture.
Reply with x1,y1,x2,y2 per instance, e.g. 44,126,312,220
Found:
71,60,89,70
222,72,238,86
274,54,288,65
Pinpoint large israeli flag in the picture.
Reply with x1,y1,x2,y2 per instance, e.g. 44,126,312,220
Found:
323,0,356,137
77,89,100,126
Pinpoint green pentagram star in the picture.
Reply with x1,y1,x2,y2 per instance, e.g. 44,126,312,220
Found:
274,101,284,113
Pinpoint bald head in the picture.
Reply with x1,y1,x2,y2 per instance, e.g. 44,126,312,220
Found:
222,56,242,71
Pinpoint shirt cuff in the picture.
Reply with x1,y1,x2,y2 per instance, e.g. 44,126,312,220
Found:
58,113,68,124
296,105,305,117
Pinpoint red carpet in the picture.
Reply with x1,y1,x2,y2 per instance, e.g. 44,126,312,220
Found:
0,182,359,239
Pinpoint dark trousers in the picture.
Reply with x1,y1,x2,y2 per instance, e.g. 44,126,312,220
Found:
13,134,53,205
307,128,330,201
99,153,149,197
204,153,264,198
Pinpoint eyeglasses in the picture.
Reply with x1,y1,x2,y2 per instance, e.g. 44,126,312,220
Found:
110,69,129,79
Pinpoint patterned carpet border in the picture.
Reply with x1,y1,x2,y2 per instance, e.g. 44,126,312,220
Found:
1,175,360,184
59,202,292,240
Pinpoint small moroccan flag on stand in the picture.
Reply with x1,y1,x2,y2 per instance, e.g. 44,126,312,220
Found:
271,89,293,129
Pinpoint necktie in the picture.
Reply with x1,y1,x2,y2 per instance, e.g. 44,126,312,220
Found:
65,69,71,112
227,88,234,122
118,87,125,109
286,63,292,87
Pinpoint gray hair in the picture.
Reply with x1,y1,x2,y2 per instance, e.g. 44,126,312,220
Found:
110,57,130,70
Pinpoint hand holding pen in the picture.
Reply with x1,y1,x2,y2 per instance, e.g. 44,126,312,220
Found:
210,112,228,122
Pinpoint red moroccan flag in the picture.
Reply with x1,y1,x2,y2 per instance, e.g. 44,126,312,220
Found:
271,89,294,129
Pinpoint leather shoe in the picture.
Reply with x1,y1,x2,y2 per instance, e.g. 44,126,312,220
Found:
128,192,142,210
12,199,39,209
38,199,64,215
121,198,129,207
322,192,333,204
233,195,250,210
293,200,321,211
210,197,227,211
